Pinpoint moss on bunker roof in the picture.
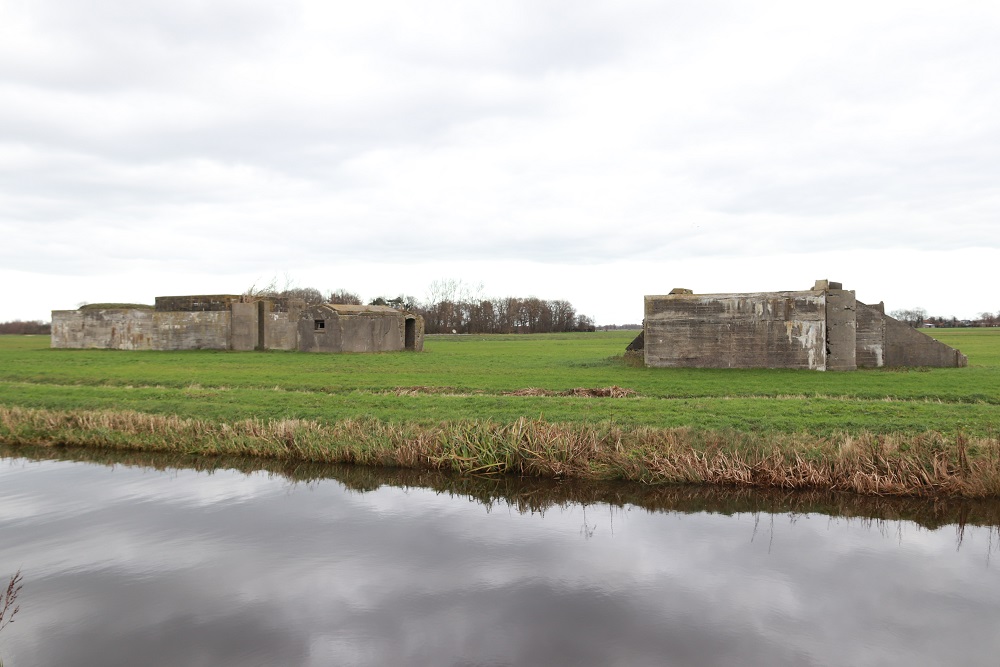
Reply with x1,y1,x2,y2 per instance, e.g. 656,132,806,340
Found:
78,303,154,310
315,304,407,315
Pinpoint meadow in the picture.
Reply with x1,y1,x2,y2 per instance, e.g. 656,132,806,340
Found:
1,329,999,496
0,330,997,433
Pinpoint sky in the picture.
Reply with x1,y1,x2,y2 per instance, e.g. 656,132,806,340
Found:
2,0,999,325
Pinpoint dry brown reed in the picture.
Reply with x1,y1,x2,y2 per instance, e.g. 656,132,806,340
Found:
504,385,636,398
2,405,999,498
387,385,637,398
7,442,1000,529
0,569,21,635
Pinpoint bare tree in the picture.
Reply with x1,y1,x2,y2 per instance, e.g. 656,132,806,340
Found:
278,287,324,305
889,307,928,328
550,299,577,332
425,278,482,305
242,276,280,302
243,276,325,305
407,279,596,334
369,295,418,310
327,289,362,305
574,314,596,332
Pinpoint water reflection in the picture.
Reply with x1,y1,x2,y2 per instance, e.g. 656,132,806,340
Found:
5,443,999,531
1,445,999,667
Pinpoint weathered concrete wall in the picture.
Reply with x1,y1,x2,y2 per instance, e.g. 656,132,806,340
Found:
297,309,343,352
154,295,242,312
54,297,421,354
297,306,424,353
825,288,857,371
643,282,967,371
230,302,258,351
51,309,156,350
151,311,230,350
856,301,886,367
266,310,300,351
644,291,828,370
54,308,230,351
855,301,965,368
340,314,401,352
883,313,968,367
230,301,301,350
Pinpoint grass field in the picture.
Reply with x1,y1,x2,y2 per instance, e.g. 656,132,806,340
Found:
1,330,999,496
0,330,997,434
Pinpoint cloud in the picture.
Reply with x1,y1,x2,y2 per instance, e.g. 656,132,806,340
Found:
1,1,999,322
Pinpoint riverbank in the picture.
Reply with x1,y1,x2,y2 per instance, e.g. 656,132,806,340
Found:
6,442,1000,528
3,405,998,497
1,330,999,497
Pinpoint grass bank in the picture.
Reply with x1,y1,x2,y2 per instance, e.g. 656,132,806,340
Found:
3,405,999,497
1,330,998,496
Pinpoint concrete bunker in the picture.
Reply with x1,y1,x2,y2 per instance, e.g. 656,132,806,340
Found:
642,280,966,371
51,295,424,353
297,304,424,353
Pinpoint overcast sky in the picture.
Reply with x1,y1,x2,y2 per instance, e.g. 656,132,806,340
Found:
2,0,999,324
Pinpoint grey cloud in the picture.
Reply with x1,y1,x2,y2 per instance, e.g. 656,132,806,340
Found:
1,0,293,91
2,1,1000,320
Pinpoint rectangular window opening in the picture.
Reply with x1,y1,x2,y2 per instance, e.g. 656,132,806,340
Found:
314,319,325,331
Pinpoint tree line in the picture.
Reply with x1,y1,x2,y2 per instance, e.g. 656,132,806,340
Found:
246,279,596,334
0,320,51,334
890,308,1000,328
417,296,594,334
925,313,999,328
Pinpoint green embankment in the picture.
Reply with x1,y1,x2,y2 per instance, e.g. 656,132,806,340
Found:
1,331,997,433
1,329,998,496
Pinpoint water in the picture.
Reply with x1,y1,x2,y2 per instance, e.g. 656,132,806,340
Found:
1,450,999,667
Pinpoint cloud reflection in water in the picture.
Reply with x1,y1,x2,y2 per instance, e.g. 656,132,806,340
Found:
0,455,998,667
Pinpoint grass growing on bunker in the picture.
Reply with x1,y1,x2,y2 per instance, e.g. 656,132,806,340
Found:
1,329,999,496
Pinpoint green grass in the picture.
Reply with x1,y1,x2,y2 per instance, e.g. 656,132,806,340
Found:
0,330,998,436
2,330,1000,496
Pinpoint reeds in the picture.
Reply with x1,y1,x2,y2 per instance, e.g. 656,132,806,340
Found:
2,405,999,497
0,569,20,635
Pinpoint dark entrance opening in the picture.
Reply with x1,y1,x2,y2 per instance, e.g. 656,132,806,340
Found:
404,318,416,350
256,301,266,351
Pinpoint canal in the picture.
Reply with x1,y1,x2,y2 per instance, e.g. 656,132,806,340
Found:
1,448,999,666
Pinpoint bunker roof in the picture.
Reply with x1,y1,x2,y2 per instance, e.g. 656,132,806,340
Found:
313,304,411,316
651,279,845,299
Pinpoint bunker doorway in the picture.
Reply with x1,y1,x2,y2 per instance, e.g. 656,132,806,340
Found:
405,317,416,350
256,300,266,351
